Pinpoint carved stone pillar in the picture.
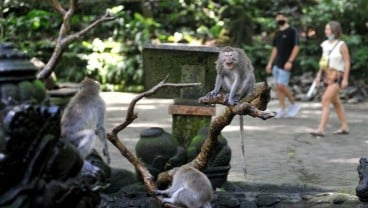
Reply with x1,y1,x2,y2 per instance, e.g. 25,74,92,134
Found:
143,43,218,147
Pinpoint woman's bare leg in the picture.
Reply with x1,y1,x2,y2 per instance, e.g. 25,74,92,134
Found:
331,86,349,131
315,84,340,132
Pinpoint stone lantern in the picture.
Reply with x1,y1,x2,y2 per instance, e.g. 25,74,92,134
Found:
0,43,101,207
0,42,47,105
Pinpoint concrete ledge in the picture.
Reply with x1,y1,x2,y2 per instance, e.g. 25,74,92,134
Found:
168,104,216,116
48,88,78,97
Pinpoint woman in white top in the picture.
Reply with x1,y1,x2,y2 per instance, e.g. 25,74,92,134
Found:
310,21,351,137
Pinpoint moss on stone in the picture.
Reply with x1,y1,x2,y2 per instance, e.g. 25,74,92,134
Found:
32,79,47,102
18,80,35,102
172,115,211,147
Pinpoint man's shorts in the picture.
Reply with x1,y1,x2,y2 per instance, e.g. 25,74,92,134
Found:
272,65,290,86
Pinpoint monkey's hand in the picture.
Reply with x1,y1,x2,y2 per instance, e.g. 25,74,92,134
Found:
227,98,237,105
96,126,111,164
154,190,162,195
209,89,219,97
154,189,168,197
81,161,102,178
227,95,240,105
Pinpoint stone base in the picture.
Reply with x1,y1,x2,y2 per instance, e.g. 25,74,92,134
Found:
168,104,215,116
100,181,363,208
169,104,215,147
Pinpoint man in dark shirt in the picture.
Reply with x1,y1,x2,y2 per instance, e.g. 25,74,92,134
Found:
266,12,301,118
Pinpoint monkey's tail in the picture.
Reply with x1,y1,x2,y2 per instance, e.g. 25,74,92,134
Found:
239,115,247,178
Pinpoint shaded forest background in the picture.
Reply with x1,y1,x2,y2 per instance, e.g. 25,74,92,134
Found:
1,0,367,92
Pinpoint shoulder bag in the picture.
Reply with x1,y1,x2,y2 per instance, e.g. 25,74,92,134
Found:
319,41,340,71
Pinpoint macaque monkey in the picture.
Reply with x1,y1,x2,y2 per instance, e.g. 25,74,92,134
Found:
61,77,110,177
210,46,257,176
155,165,213,208
210,46,256,105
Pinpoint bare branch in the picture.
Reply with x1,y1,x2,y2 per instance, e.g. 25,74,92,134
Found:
51,0,66,16
157,81,274,185
66,11,115,43
193,81,274,169
60,0,78,35
198,82,275,119
37,2,116,80
111,77,200,135
107,76,200,204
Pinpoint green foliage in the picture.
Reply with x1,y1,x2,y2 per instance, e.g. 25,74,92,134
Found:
2,0,367,91
345,35,368,79
1,9,58,41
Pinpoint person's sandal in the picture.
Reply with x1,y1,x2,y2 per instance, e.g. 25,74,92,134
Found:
310,130,325,137
333,129,349,135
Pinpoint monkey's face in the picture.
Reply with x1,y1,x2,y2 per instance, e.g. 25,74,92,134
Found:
221,50,239,70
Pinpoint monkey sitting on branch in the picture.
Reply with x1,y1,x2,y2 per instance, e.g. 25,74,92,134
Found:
61,77,110,179
202,46,275,119
209,46,256,105
155,165,213,208
202,46,275,176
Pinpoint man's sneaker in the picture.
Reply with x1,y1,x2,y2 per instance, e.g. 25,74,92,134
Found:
275,108,287,119
287,103,301,118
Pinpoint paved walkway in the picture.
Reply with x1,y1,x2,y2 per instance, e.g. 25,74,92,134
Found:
101,92,368,194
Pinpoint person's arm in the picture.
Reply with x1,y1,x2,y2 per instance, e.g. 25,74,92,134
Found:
266,47,277,73
284,45,299,71
315,41,326,86
288,45,300,63
284,28,300,71
315,68,323,86
340,42,350,88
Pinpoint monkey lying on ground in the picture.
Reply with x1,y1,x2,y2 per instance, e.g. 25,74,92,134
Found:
155,165,213,208
209,46,257,176
61,77,110,177
210,46,256,105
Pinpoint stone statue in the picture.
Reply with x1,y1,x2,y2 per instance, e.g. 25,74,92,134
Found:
0,104,100,207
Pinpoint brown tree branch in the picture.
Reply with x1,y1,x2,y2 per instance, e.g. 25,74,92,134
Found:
157,82,275,185
51,0,66,16
37,0,115,80
66,11,115,43
61,0,78,35
106,76,200,207
111,75,201,135
193,82,274,170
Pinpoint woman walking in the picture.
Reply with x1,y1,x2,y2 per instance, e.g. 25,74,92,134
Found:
310,21,350,137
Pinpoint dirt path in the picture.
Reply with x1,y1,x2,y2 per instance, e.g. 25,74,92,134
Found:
101,92,368,194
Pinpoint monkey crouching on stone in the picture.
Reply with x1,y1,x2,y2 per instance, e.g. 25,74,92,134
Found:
61,77,110,178
155,165,213,208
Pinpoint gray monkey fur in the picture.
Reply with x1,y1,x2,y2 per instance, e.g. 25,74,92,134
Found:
61,77,110,176
211,46,256,105
210,46,257,176
155,165,213,208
